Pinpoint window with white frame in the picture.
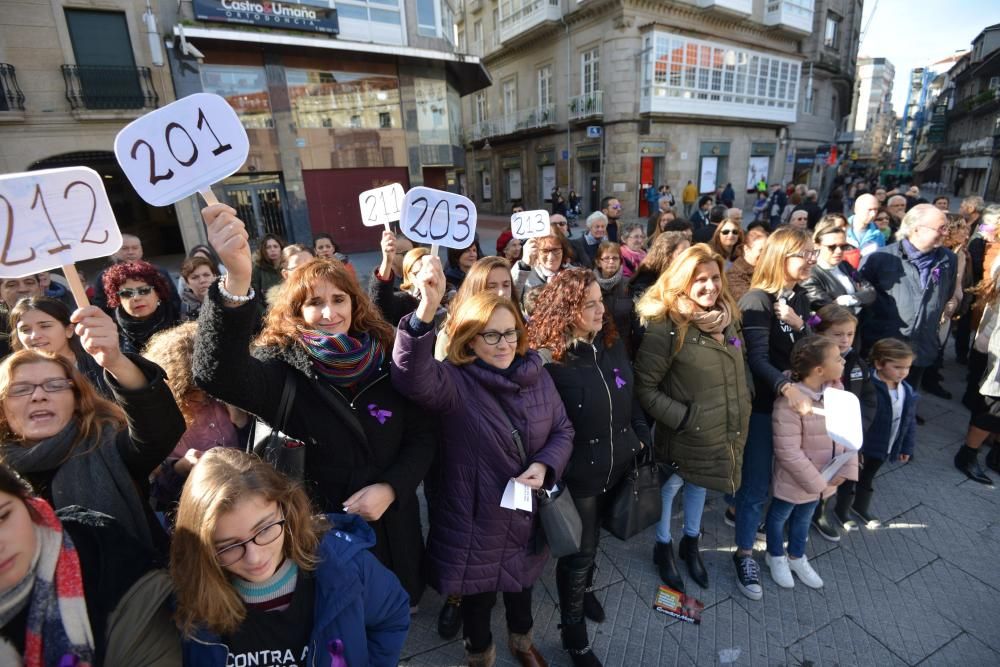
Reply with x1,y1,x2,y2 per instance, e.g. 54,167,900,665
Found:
582,48,600,95
824,14,840,48
337,0,404,45
415,0,455,41
475,92,487,123
538,66,552,107
473,19,483,44
503,79,517,115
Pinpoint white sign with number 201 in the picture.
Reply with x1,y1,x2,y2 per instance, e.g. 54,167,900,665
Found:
0,167,122,279
114,93,249,207
399,187,477,250
511,210,550,240
359,183,405,228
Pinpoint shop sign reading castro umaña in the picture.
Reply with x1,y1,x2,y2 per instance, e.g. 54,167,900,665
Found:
192,0,339,34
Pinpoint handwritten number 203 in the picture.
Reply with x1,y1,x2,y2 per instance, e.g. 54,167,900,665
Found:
407,197,471,243
0,181,104,268
130,107,232,185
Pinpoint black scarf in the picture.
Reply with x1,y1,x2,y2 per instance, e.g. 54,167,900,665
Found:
116,303,175,354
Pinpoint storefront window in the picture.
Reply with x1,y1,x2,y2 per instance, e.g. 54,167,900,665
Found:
287,69,402,131
200,64,274,129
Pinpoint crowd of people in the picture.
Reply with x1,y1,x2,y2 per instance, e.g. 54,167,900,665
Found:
0,177,997,667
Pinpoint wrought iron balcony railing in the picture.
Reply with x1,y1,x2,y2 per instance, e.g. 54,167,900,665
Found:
61,64,158,111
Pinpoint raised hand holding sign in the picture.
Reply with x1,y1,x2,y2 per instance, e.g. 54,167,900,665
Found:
114,93,249,207
399,186,477,256
0,167,122,306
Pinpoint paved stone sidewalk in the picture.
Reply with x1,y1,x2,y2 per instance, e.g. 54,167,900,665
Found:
399,352,1000,666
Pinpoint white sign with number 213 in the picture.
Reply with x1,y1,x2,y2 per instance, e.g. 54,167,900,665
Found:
511,210,550,240
0,167,122,278
399,187,477,250
114,93,249,207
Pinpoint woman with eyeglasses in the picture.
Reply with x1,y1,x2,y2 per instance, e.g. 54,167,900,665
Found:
9,297,111,397
171,448,410,667
0,463,181,666
195,204,437,610
709,219,744,265
526,268,648,667
512,233,574,312
0,305,185,552
802,219,876,313
730,227,816,602
391,257,572,667
873,208,894,244
102,260,180,355
619,223,647,279
593,242,635,350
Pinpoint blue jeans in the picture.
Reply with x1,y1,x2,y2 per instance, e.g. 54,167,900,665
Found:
656,472,707,544
766,498,819,558
734,412,774,550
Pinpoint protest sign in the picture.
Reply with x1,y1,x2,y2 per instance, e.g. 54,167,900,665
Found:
511,210,550,240
399,187,477,255
359,183,405,230
0,167,122,306
814,387,864,451
114,93,248,207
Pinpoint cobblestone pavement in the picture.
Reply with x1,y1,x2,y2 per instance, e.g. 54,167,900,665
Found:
399,351,1000,666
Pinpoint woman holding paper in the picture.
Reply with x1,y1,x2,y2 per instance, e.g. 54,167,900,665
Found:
391,256,572,667
102,260,181,354
0,305,185,552
511,232,574,311
194,204,437,609
526,267,649,667
634,244,751,594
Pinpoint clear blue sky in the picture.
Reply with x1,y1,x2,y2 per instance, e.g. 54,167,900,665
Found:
859,0,1000,113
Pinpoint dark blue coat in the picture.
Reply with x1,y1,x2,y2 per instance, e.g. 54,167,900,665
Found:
183,514,410,667
862,375,917,462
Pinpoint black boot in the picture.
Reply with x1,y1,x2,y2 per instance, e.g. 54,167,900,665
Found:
437,595,462,639
678,535,709,588
560,623,602,667
833,484,854,528
851,486,881,526
811,497,841,542
653,541,685,592
583,565,605,623
955,445,993,485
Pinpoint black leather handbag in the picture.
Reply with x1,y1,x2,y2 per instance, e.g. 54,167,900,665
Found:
602,448,663,541
248,372,305,480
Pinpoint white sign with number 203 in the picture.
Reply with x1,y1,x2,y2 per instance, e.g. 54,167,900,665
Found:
359,183,405,229
399,187,477,250
114,93,249,207
0,167,122,279
511,210,550,240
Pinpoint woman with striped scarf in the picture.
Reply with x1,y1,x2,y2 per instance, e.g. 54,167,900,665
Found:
193,203,437,611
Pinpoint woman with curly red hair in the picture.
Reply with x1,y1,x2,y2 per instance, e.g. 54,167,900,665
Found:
193,203,437,609
102,260,179,354
525,267,650,667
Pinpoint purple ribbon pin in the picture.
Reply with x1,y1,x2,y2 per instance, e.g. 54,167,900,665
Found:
931,266,941,284
613,368,626,389
807,314,822,328
368,403,392,425
728,336,741,349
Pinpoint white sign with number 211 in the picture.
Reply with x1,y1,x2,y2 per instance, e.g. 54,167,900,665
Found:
114,93,249,207
0,167,122,278
399,187,477,250
511,210,550,240
359,183,405,229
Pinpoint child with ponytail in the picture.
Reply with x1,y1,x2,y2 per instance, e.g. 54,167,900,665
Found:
766,336,859,590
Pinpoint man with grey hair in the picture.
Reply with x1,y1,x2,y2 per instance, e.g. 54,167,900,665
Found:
961,195,986,234
569,211,608,268
860,204,957,410
886,194,907,224
796,189,823,229
726,207,743,229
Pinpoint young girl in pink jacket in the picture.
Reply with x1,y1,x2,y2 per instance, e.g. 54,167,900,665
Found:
766,336,860,590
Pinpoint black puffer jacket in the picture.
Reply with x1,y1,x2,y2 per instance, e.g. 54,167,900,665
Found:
192,283,437,604
541,333,651,497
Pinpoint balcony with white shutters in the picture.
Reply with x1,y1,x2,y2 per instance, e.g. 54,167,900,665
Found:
763,0,815,35
568,91,603,121
498,0,562,46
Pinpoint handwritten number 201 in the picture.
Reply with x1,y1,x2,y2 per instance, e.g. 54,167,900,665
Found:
130,107,232,185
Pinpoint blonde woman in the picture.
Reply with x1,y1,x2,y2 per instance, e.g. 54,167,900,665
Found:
370,231,432,325
171,448,409,666
635,244,750,594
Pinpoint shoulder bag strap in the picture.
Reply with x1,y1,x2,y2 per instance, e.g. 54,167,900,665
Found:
484,389,527,466
247,371,297,454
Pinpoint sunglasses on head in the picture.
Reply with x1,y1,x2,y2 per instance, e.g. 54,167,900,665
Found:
117,286,154,299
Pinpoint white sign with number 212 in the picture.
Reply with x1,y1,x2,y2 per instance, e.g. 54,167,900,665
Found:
399,187,477,250
114,93,249,207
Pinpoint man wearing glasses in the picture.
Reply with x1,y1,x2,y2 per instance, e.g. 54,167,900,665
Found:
550,214,571,238
601,196,622,242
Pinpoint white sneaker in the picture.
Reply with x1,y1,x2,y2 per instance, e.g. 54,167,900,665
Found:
788,555,824,589
765,553,794,588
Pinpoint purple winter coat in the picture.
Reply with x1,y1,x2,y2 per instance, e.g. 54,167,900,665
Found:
391,319,573,596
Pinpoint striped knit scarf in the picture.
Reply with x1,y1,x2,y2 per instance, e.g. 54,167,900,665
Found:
298,327,386,389
232,559,298,613
0,497,94,667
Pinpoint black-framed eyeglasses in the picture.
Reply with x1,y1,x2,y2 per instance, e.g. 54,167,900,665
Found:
539,247,563,256
117,286,154,300
7,378,73,398
215,518,286,566
477,329,519,345
823,243,853,252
